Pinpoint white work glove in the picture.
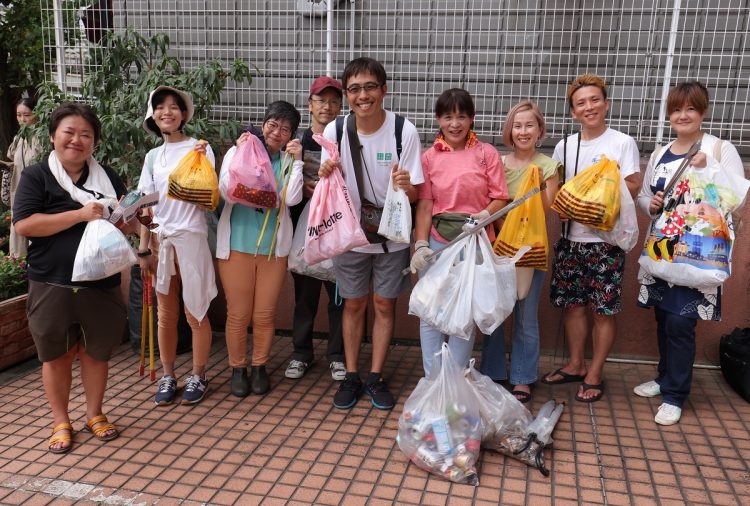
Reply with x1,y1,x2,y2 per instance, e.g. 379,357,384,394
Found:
410,240,434,273
461,209,490,233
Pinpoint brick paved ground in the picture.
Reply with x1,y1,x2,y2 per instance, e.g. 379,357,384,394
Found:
0,335,748,505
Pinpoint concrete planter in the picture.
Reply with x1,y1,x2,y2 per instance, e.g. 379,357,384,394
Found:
0,294,35,370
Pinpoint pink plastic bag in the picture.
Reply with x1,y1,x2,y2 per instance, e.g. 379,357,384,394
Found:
313,133,339,161
227,134,279,208
304,170,368,264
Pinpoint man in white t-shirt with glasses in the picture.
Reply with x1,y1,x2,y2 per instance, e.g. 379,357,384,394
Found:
318,57,424,410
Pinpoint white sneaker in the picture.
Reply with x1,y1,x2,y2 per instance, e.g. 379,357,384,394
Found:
285,360,308,379
654,403,682,425
634,380,661,398
329,361,346,381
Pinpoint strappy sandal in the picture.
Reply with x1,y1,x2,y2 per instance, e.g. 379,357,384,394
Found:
48,422,73,454
83,415,119,442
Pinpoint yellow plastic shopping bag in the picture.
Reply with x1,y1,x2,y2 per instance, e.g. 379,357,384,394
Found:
551,156,620,231
167,143,219,211
493,165,549,270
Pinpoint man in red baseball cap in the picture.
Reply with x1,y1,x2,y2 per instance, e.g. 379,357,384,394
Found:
285,76,345,383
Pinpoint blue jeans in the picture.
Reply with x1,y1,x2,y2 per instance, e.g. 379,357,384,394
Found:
419,235,476,378
654,307,697,408
479,268,544,385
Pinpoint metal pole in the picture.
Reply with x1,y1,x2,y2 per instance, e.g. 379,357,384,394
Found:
605,356,720,370
655,0,682,144
349,0,356,60
53,0,68,92
326,0,333,76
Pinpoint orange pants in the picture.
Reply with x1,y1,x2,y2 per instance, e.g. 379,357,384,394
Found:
156,263,212,369
218,251,288,367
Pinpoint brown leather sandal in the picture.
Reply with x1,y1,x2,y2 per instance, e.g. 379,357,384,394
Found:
83,415,119,442
48,422,73,454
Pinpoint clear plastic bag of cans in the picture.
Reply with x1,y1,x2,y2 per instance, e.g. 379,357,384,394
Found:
465,359,564,476
397,343,482,485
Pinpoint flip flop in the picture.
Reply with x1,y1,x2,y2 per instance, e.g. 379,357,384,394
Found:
575,382,604,403
541,367,587,385
511,388,532,404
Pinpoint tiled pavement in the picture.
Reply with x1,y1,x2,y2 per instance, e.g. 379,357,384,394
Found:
0,335,749,505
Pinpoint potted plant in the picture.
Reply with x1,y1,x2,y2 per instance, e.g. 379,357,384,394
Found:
0,254,33,370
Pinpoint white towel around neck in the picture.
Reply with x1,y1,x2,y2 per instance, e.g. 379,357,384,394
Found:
47,151,118,213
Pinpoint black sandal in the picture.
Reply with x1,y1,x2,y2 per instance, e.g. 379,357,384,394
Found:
511,388,532,404
541,367,586,385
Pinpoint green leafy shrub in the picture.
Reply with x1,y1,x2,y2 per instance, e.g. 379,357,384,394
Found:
0,254,27,301
32,29,254,186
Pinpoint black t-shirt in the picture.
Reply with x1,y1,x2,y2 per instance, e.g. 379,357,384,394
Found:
290,127,323,228
13,159,128,288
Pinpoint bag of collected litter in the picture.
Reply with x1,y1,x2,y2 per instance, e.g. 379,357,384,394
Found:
288,200,336,282
304,136,368,264
72,219,137,282
472,231,528,335
397,344,482,485
227,133,279,209
465,360,564,476
167,144,219,211
493,165,548,269
552,156,620,231
593,169,639,252
377,178,411,243
408,232,477,340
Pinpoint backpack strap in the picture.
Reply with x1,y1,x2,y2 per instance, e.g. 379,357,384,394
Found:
335,116,345,151
394,113,404,160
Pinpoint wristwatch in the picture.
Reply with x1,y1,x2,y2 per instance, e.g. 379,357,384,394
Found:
137,249,152,258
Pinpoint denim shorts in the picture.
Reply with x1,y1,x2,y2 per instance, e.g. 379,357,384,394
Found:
550,238,625,315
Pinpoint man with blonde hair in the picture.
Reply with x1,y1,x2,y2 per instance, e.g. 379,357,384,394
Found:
542,74,641,403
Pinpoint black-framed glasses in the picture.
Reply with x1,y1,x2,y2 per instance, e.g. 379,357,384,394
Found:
310,97,342,108
345,82,382,95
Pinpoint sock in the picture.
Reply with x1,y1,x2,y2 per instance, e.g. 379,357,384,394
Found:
367,371,382,385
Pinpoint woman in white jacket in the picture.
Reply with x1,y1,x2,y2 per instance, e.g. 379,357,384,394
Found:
216,101,303,396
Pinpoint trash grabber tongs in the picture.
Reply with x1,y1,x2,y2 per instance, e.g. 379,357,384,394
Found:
401,186,541,275
146,276,156,381
139,275,148,376
662,140,701,213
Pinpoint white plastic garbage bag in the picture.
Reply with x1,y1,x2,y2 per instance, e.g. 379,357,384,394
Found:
72,219,137,282
377,180,411,244
397,344,482,485
408,233,477,340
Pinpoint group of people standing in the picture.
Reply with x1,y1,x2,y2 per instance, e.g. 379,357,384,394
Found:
8,55,745,455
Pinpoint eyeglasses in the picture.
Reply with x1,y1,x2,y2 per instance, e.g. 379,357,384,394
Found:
264,121,292,136
310,97,342,108
345,82,382,95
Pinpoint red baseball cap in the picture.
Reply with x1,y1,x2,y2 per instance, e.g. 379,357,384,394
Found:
309,76,343,97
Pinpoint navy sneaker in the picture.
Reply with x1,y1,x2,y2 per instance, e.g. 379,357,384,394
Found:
154,375,177,406
181,374,208,405
364,377,395,410
333,374,362,409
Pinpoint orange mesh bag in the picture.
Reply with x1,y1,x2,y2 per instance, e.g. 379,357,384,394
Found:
551,156,620,231
493,165,548,270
